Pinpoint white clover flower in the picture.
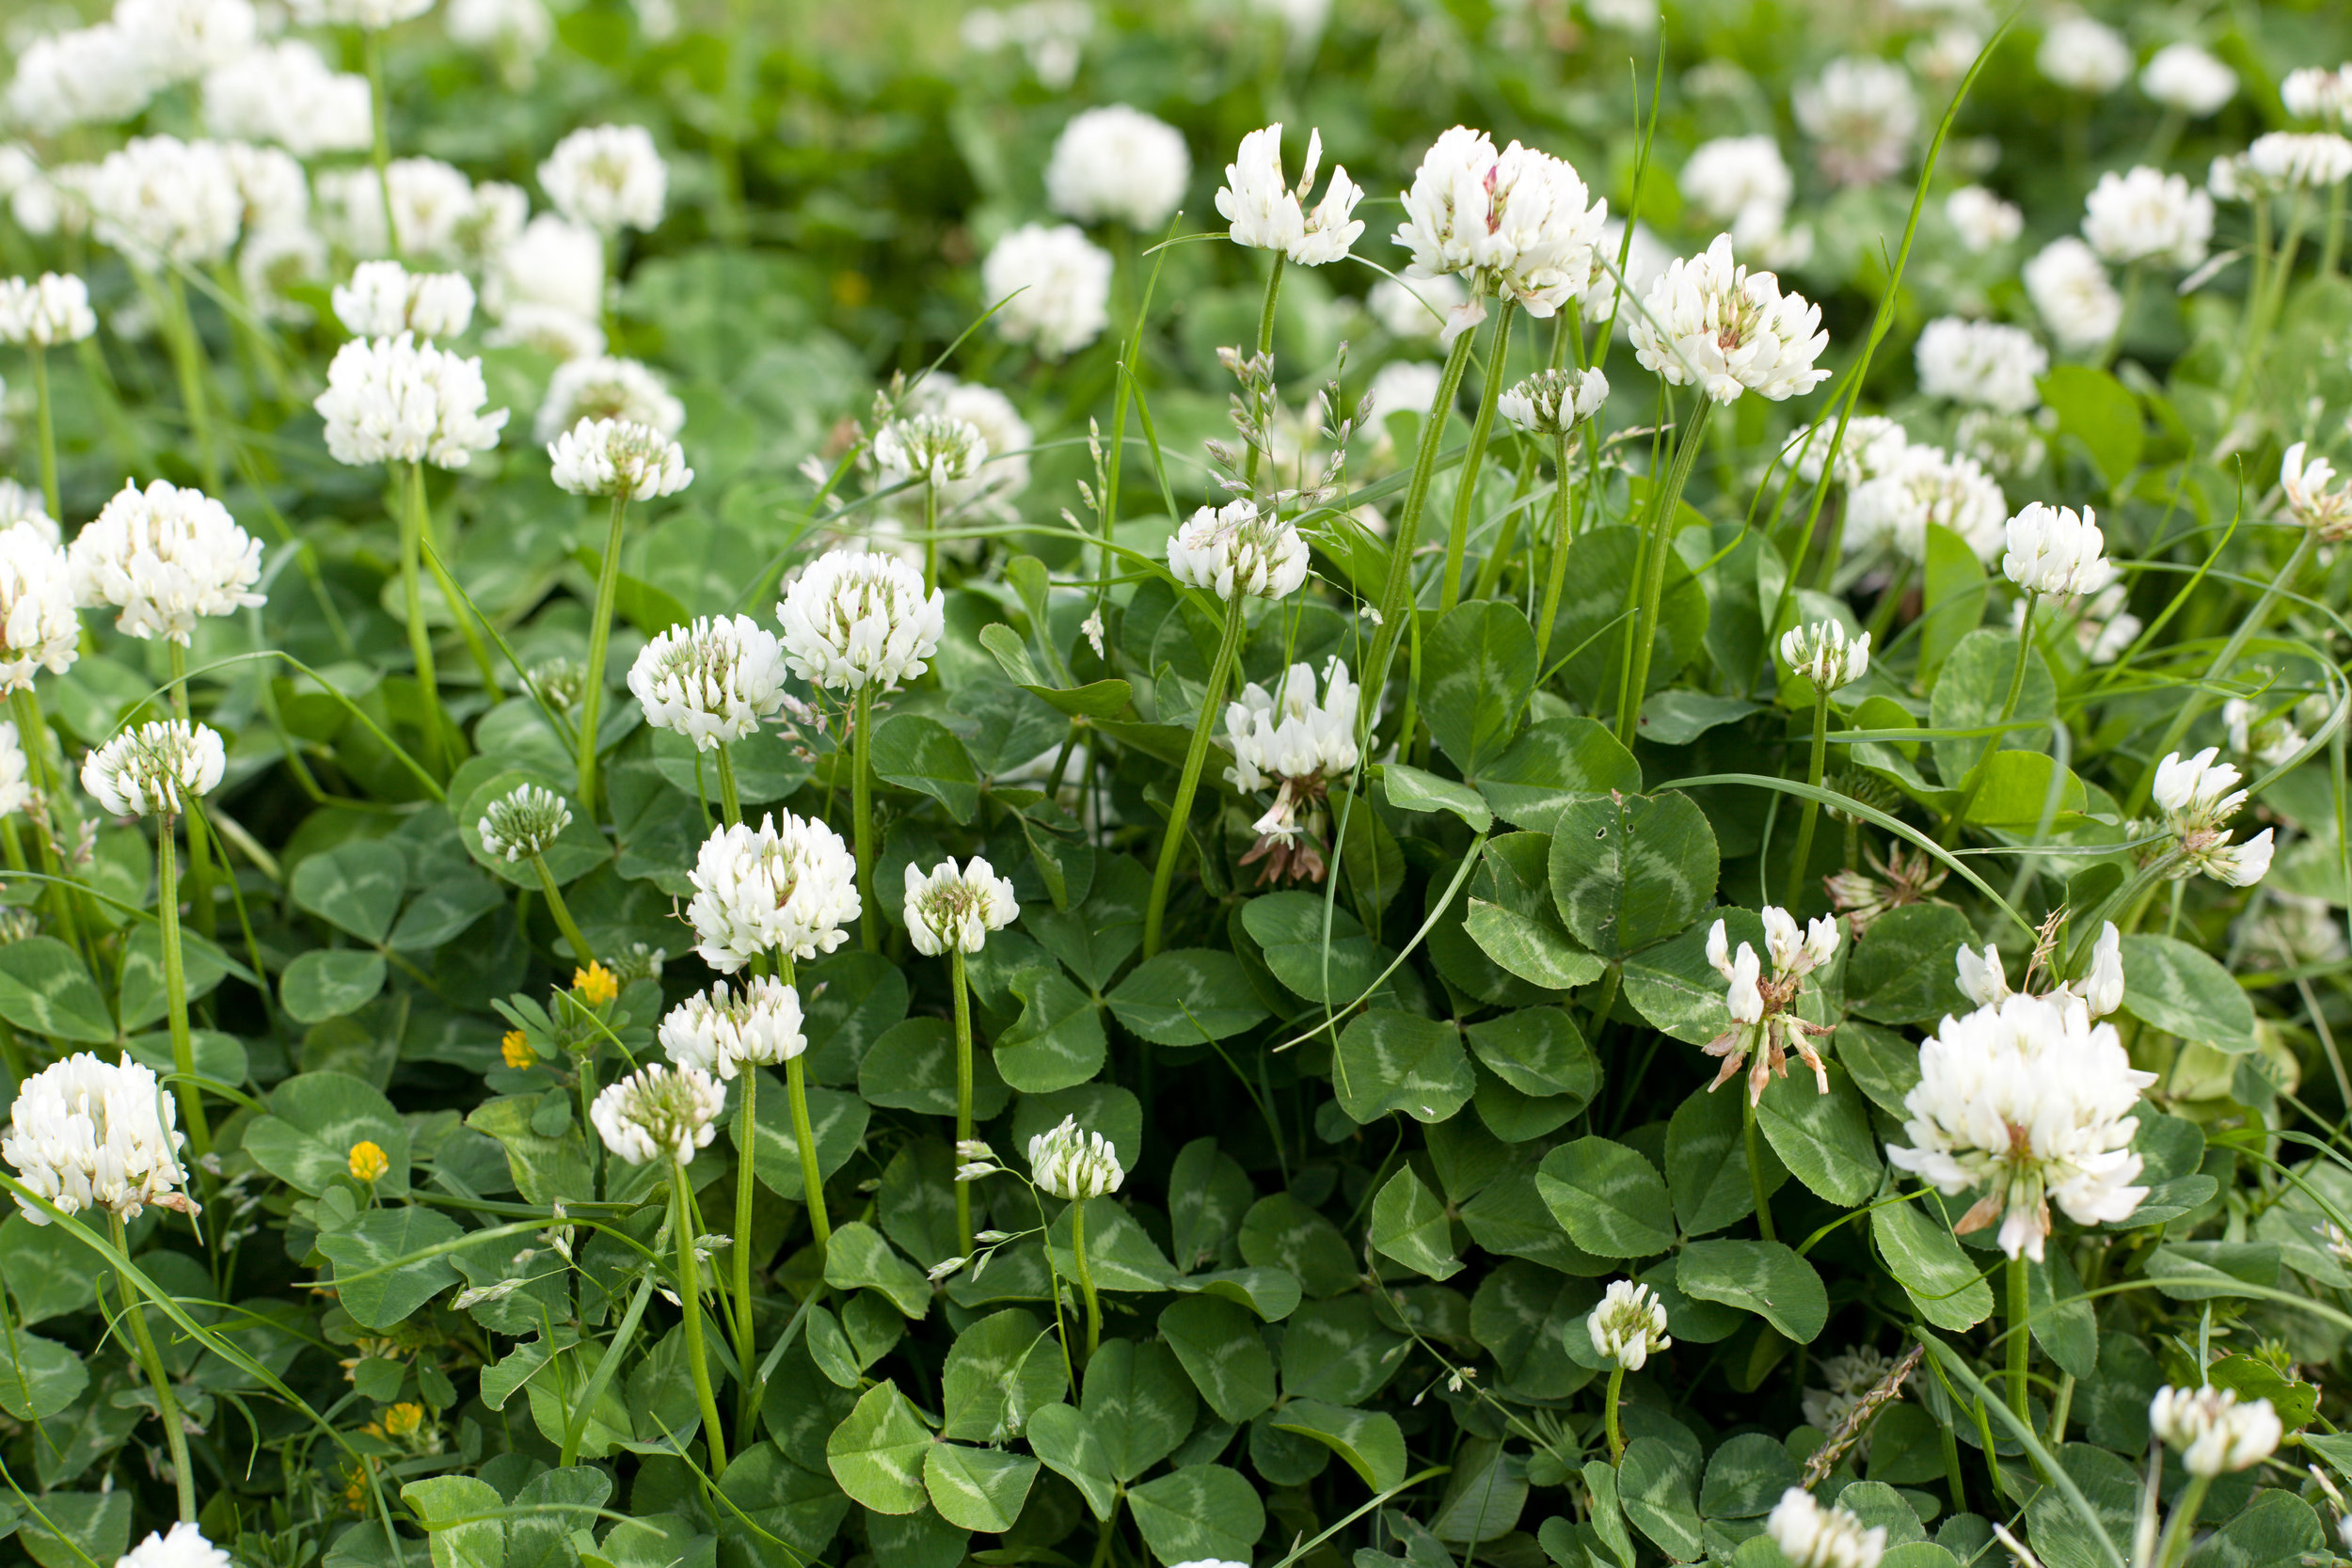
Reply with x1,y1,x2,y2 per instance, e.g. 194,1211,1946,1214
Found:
539,124,667,236
903,857,1020,957
485,213,605,324
1392,126,1608,341
1767,1489,1885,1568
1945,185,2023,253
87,136,243,268
1679,135,1792,234
1167,499,1310,602
119,1523,233,1568
70,480,265,643
5,25,154,135
316,333,510,469
2225,697,2308,770
902,375,1033,511
981,223,1113,358
333,261,477,340
0,482,56,546
1954,922,2122,1022
1630,234,1831,405
1704,909,1838,1102
1908,24,1980,87
629,615,786,751
590,1062,725,1166
2023,237,2122,351
1587,1279,1671,1370
686,812,861,971
2038,13,2131,94
288,0,435,25
2149,1386,2283,1478
1914,318,2046,415
1783,415,1912,492
1368,275,1467,338
2283,66,2352,129
548,416,692,499
1222,657,1360,884
240,227,330,325
2141,42,2236,117
3,1052,193,1225
2002,502,2109,598
1366,361,1446,428
1793,56,1917,188
1581,218,1672,326
83,720,226,819
200,40,373,156
0,529,78,691
2152,747,2273,886
487,304,607,361
775,548,946,694
2280,442,2352,540
2227,133,2352,194
1045,104,1191,233
2082,166,2214,269
659,975,805,1080
0,273,97,347
1216,123,1364,266
533,355,682,446
316,158,479,261
477,783,572,862
1780,620,1869,692
872,413,990,504
116,0,258,86
1027,1115,1124,1200
220,142,310,237
1498,367,1608,436
1886,992,2153,1261
447,0,555,83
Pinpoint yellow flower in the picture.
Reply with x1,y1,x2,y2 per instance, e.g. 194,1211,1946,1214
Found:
501,1029,535,1069
348,1141,389,1182
573,962,618,1006
381,1402,424,1437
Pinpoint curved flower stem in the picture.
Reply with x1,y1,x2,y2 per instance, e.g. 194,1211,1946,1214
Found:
1070,1196,1101,1368
2153,1474,2211,1568
2005,1253,2031,1424
1360,322,1480,721
1143,591,1248,958
1740,1092,1773,1243
27,346,57,524
1603,1365,1627,1465
952,946,975,1256
1243,252,1285,499
1436,298,1517,615
11,688,87,966
712,745,743,827
111,1212,197,1522
165,643,216,940
1943,591,2036,845
921,484,939,599
162,273,219,490
530,852,595,967
1616,401,1715,748
155,811,211,1163
575,489,633,816
669,1163,729,1473
730,1062,758,1436
1784,694,1830,908
397,462,448,782
363,28,400,259
852,689,877,952
787,1049,830,1256
1533,433,1575,669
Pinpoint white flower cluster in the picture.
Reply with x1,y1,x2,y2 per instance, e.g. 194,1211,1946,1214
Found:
2038,13,2131,95
84,720,225,818
540,124,667,235
2214,133,2352,198
1167,499,1310,602
318,159,515,264
1047,105,1191,232
591,1062,725,1166
2141,43,2237,117
1885,991,2153,1261
3,1052,191,1223
982,224,1114,358
0,274,97,347
70,480,265,644
2024,238,2122,351
1914,318,2045,415
1028,1115,1125,1200
1779,620,1869,692
872,413,990,500
629,616,786,751
2003,502,2110,597
1956,921,2124,1024
2149,1385,2283,1478
1586,1279,1671,1370
2284,65,2352,129
1679,135,1791,244
1704,908,1839,1103
776,548,946,693
2082,166,2214,269
960,0,1091,87
478,784,573,861
1793,55,1916,188
903,857,1020,957
317,334,510,469
1225,657,1361,800
660,975,805,1080
1945,186,2024,253
333,261,477,341
687,813,862,971
548,417,692,499
0,528,79,691
288,0,435,26
1629,234,1831,404
119,1524,235,1568
2152,748,2275,887
201,40,373,156
0,721,30,820
1216,124,1364,266
87,136,244,268
2225,697,2310,771
2280,442,2352,540
1767,1489,1886,1568
1393,126,1608,337
1498,367,1609,436
485,214,604,340
535,356,683,445
901,375,1033,509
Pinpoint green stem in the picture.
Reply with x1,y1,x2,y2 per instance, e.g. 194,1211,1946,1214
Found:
2322,182,2346,280
531,853,595,966
669,1164,728,1472
2005,1253,2030,1425
9,689,85,966
1616,402,1715,747
575,489,632,816
852,689,877,952
787,1052,830,1254
364,29,400,258
714,745,742,827
1603,1364,1626,1464
1360,319,1480,721
1784,695,1830,908
731,1063,758,1436
1436,298,1517,614
1242,253,1285,498
1533,433,1575,669
162,273,218,489
1071,1196,1100,1367
2153,1473,2211,1568
165,644,216,941
1944,591,2036,843
952,946,974,1257
111,1212,197,1522
423,541,501,700
27,346,57,524
921,483,939,600
1741,1092,1774,1243
1143,590,1248,958
398,463,447,781
156,813,210,1161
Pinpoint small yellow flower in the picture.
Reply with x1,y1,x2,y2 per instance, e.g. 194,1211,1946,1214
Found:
573,962,618,1007
348,1141,389,1182
501,1029,535,1069
381,1402,424,1437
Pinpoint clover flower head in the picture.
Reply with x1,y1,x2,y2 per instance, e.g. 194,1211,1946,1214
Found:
1767,1489,1886,1568
2283,66,2352,129
2037,13,2130,95
1629,234,1831,405
2149,746,2272,886
316,333,509,469
2024,237,2122,350
1779,620,1869,692
590,1062,725,1166
1792,55,1917,188
1587,1279,1671,1370
1945,186,2023,253
200,39,373,156
87,136,242,268
2082,166,2214,269
628,615,787,751
2141,42,2236,117
0,273,97,347
1047,104,1192,232
775,548,946,694
1498,366,1609,436
2149,1385,2283,1477
2281,442,2352,541
0,528,81,691
2,1052,192,1222
1216,123,1365,266
332,261,477,340
1955,922,2122,1022
1167,499,1310,602
1915,318,2046,415
83,721,225,817
1704,910,1838,1103
1027,1116,1125,1200
686,812,861,971
903,857,1020,957
548,416,692,499
539,123,666,235
1392,125,1609,342
871,413,990,494
477,784,572,862
659,975,805,1079
981,223,1113,358
2003,502,2109,597
534,355,682,446
118,1523,233,1568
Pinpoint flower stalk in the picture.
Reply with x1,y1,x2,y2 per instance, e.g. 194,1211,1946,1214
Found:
1143,590,1248,958
530,852,595,967
1741,1092,1774,1243
1603,1364,1627,1464
852,689,877,952
2005,1253,2031,1424
1533,432,1576,669
155,811,210,1162
1360,324,1480,716
26,346,57,524
1070,1196,1101,1365
575,488,633,816
1436,298,1517,613
669,1162,729,1471
111,1212,198,1523
1617,401,1715,747
787,1049,830,1255
952,946,975,1256
399,463,447,781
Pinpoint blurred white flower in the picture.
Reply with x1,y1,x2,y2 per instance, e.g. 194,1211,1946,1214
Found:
2023,237,2122,350
83,720,227,817
590,1063,724,1166
1780,620,1869,691
872,413,989,503
333,261,476,340
486,304,606,360
1629,233,1831,404
1028,1115,1124,1200
959,0,1090,88
1393,125,1608,338
686,812,861,971
2280,442,2352,540
548,416,692,499
1680,135,1792,233
2282,65,2352,129
202,40,373,154
1793,56,1917,187
1498,366,1608,436
1048,105,1191,233
71,480,265,643
0,529,79,690
0,273,97,347
903,857,1019,956
2140,42,2236,117
3,1052,192,1223
0,483,56,546
540,124,667,235
485,213,605,323
1365,361,1446,428
2150,1386,2282,1477
446,0,554,85
116,0,258,87
2082,166,2213,268
5,25,154,135
477,782,572,861
1587,1280,1671,1370
315,333,510,468
1955,921,2123,1022
776,548,946,693
1368,275,1467,337
87,136,243,268
119,1524,233,1568
240,227,331,325
1767,1489,1885,1568
2038,13,2131,94
981,223,1113,358
1945,185,2023,253
629,615,787,751
1216,123,1364,266
1847,443,2008,562
1783,414,1911,491
1915,318,2046,414
317,158,480,261
660,975,805,1079
1167,498,1310,601
2218,133,2352,195
534,355,681,446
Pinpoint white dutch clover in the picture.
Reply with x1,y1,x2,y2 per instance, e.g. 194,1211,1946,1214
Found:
117,1524,234,1568
628,615,787,751
1778,620,1869,692
980,223,1113,359
0,273,97,346
1703,908,1838,1103
534,355,682,446
1913,318,2045,415
2141,42,2237,117
1216,123,1364,266
1498,366,1609,436
477,784,573,862
0,529,83,689
2002,502,2110,598
1027,1115,1124,1200
2149,1385,2283,1477
659,975,805,1080
1955,921,2123,1022
1392,125,1608,343
315,333,510,469
686,812,862,971
332,261,477,340
1045,104,1191,232
82,721,225,817
2280,442,2352,540
590,1062,725,1165
2081,166,2214,269
1166,499,1310,602
2,1052,194,1222
902,857,1020,957
1586,1279,1671,1370
776,549,946,694
539,124,667,235
1766,1489,1886,1568
548,416,693,499
2152,747,2275,887
1629,234,1831,404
